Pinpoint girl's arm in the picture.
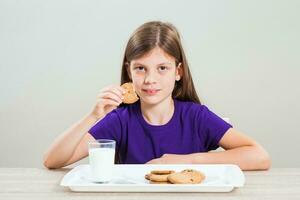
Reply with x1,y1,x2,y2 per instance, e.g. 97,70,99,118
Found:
43,113,98,169
146,128,271,170
192,128,271,170
43,85,125,169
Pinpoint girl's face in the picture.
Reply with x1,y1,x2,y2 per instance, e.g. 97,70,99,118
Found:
128,47,181,105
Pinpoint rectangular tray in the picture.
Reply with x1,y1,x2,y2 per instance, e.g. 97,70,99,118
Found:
60,164,245,192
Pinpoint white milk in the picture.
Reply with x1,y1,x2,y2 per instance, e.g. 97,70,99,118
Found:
88,148,115,182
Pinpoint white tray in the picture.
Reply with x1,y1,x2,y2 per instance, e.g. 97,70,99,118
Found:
60,164,245,192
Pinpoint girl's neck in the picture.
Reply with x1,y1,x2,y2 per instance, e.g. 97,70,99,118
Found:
140,96,175,126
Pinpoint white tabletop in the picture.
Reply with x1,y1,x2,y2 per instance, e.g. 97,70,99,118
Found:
0,167,299,199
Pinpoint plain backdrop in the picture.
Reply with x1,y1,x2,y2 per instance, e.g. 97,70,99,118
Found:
0,0,299,168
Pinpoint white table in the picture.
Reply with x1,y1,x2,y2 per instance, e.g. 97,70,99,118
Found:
0,168,299,199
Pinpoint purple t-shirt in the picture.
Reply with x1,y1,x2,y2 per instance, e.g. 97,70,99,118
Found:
88,99,232,164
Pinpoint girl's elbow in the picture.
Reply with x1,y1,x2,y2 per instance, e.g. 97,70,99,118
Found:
43,154,62,170
43,159,63,169
43,159,52,169
258,149,271,170
43,156,55,169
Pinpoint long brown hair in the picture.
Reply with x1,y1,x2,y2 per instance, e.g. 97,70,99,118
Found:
120,21,201,104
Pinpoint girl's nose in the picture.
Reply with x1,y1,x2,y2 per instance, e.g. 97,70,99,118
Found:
144,71,157,84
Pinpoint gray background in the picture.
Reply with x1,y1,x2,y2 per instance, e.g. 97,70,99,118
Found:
0,0,299,168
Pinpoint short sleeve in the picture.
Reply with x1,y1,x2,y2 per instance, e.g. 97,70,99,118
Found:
197,105,233,151
88,111,122,146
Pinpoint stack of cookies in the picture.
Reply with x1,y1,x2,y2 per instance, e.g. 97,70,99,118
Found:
145,169,205,184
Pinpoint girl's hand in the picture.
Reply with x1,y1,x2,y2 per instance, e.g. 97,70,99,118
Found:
146,154,194,164
90,85,125,120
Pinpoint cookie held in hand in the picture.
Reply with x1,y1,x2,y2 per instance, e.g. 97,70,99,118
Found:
121,82,139,104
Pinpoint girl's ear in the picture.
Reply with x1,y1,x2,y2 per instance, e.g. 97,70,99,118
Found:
175,63,182,81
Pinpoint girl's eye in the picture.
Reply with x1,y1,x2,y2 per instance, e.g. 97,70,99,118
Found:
135,66,145,71
159,66,168,71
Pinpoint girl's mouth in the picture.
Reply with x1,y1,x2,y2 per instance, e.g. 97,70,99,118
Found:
142,89,160,95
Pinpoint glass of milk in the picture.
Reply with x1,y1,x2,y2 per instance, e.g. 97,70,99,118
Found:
88,139,116,183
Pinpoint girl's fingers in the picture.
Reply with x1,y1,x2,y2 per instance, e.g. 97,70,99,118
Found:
110,87,124,101
98,92,122,104
100,85,123,93
116,85,126,95
98,98,120,107
99,85,125,100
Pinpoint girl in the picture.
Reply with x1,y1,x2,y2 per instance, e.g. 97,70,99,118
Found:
43,21,271,170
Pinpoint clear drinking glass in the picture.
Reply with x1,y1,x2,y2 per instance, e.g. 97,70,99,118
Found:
88,139,116,183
